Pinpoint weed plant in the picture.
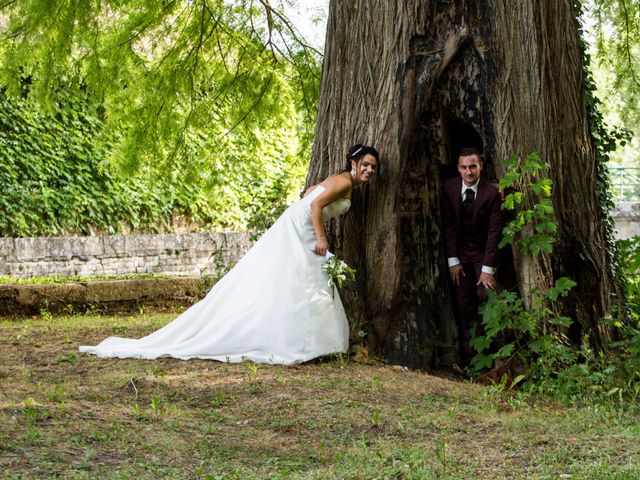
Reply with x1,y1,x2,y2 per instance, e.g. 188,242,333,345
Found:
469,154,640,413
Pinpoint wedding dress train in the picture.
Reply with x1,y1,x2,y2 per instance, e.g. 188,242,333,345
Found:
79,186,351,365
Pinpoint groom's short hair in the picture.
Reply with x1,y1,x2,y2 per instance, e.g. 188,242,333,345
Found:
458,147,482,160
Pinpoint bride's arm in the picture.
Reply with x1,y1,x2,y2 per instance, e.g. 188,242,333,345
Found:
309,173,352,256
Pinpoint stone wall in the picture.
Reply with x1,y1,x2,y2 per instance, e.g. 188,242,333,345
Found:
612,202,640,240
0,202,637,281
0,232,253,279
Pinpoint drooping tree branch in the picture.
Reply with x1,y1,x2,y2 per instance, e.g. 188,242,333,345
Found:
0,0,322,171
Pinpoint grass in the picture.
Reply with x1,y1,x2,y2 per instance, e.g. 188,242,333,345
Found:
0,273,179,285
0,313,639,479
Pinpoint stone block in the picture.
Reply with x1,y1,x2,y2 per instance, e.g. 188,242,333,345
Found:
75,263,98,277
102,235,128,258
612,202,640,240
0,238,15,261
0,277,210,315
100,257,130,269
14,237,46,262
45,237,76,260
71,236,105,256
175,233,199,249
82,277,204,303
134,234,166,254
14,262,43,278
16,283,87,304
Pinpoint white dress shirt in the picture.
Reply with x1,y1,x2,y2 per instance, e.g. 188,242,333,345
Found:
447,179,496,275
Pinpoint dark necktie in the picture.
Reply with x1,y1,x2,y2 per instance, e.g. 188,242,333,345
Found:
463,188,475,212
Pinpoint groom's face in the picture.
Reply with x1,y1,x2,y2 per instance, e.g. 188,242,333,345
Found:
458,154,482,187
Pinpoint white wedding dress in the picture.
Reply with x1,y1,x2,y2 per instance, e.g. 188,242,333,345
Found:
79,186,351,365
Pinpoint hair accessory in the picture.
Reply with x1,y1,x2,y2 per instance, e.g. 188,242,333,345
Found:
350,146,363,158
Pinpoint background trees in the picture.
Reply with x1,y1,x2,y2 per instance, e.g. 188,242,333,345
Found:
0,83,307,236
586,0,640,131
0,0,323,235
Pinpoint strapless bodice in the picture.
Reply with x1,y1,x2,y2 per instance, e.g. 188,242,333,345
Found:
323,197,351,221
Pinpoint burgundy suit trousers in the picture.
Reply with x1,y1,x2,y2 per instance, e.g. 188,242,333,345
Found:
453,261,490,360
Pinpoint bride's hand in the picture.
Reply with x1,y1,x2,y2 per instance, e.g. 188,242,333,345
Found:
314,237,329,256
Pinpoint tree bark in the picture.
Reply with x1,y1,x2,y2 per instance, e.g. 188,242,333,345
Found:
307,0,616,369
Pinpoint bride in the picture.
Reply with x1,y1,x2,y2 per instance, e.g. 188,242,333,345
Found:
80,144,379,365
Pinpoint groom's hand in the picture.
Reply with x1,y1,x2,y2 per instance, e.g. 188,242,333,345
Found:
449,264,464,286
477,272,497,290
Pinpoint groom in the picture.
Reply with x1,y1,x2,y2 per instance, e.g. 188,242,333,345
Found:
442,147,502,365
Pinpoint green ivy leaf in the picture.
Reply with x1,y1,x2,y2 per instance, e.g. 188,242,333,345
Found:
546,277,577,301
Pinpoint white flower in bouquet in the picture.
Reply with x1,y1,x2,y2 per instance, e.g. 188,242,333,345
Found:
321,253,356,298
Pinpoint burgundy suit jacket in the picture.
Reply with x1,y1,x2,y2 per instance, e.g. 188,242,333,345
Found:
442,176,502,268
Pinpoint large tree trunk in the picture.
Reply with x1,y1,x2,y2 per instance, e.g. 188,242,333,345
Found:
307,0,616,369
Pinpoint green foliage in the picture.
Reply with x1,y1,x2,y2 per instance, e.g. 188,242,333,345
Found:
469,153,569,377
522,334,638,406
467,156,581,387
516,261,640,409
617,235,640,317
0,82,305,236
498,152,557,256
470,278,575,373
583,0,640,127
0,87,129,236
577,1,633,277
0,0,318,236
472,156,640,410
0,0,322,173
607,236,640,386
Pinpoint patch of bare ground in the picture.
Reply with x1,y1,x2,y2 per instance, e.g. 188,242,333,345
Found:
1,313,639,479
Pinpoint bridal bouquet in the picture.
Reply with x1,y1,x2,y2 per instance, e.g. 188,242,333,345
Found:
321,253,356,298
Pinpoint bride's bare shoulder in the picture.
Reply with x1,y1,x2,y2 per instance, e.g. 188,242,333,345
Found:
304,172,350,198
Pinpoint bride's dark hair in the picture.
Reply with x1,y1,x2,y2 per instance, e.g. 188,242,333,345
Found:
343,144,379,171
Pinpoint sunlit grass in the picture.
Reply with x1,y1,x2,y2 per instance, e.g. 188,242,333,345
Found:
1,313,639,479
